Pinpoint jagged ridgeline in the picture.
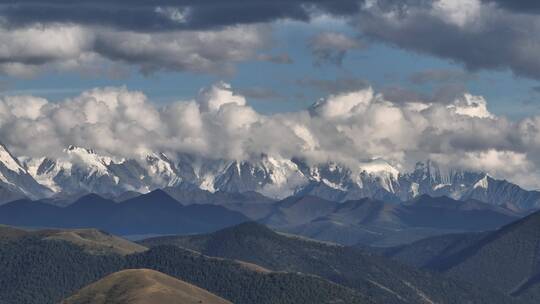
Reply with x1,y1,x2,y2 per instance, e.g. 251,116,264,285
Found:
1,143,539,211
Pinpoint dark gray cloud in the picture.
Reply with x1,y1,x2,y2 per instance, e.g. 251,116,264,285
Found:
356,0,540,80
483,0,540,13
0,0,361,76
0,0,363,32
3,0,540,83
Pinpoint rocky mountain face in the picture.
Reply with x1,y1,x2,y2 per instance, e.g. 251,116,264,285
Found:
2,142,540,210
0,143,52,201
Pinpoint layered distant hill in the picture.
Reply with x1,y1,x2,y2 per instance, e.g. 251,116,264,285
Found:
0,224,523,304
0,190,249,236
379,209,540,301
1,142,540,211
257,194,519,246
0,189,519,246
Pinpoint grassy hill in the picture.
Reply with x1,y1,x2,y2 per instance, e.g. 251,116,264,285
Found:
0,231,370,304
0,225,147,255
61,269,232,304
141,222,520,304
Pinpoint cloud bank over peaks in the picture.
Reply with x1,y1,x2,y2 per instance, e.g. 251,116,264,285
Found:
1,81,540,188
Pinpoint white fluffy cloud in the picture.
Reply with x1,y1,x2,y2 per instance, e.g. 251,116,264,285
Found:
2,82,540,188
432,0,483,28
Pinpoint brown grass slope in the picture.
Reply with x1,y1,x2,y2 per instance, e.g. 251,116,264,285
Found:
0,225,146,255
61,269,232,304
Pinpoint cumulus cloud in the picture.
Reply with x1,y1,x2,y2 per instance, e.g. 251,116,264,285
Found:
3,82,540,188
356,0,540,79
310,88,375,118
197,82,247,112
447,94,493,118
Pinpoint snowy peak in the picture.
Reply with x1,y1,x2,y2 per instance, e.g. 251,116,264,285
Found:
474,174,489,189
65,145,114,176
358,159,399,178
212,156,307,198
0,143,25,174
21,157,61,192
2,143,540,211
407,161,483,190
20,146,124,196
145,152,182,187
21,147,189,196
0,143,51,201
411,160,449,184
358,159,399,192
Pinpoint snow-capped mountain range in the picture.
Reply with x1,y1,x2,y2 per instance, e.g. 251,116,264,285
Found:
1,143,540,210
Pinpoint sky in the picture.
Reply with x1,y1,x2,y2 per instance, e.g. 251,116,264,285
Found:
2,0,540,188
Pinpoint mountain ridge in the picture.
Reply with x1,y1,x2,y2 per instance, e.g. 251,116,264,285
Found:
0,142,539,211
264,194,519,246
0,190,249,235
